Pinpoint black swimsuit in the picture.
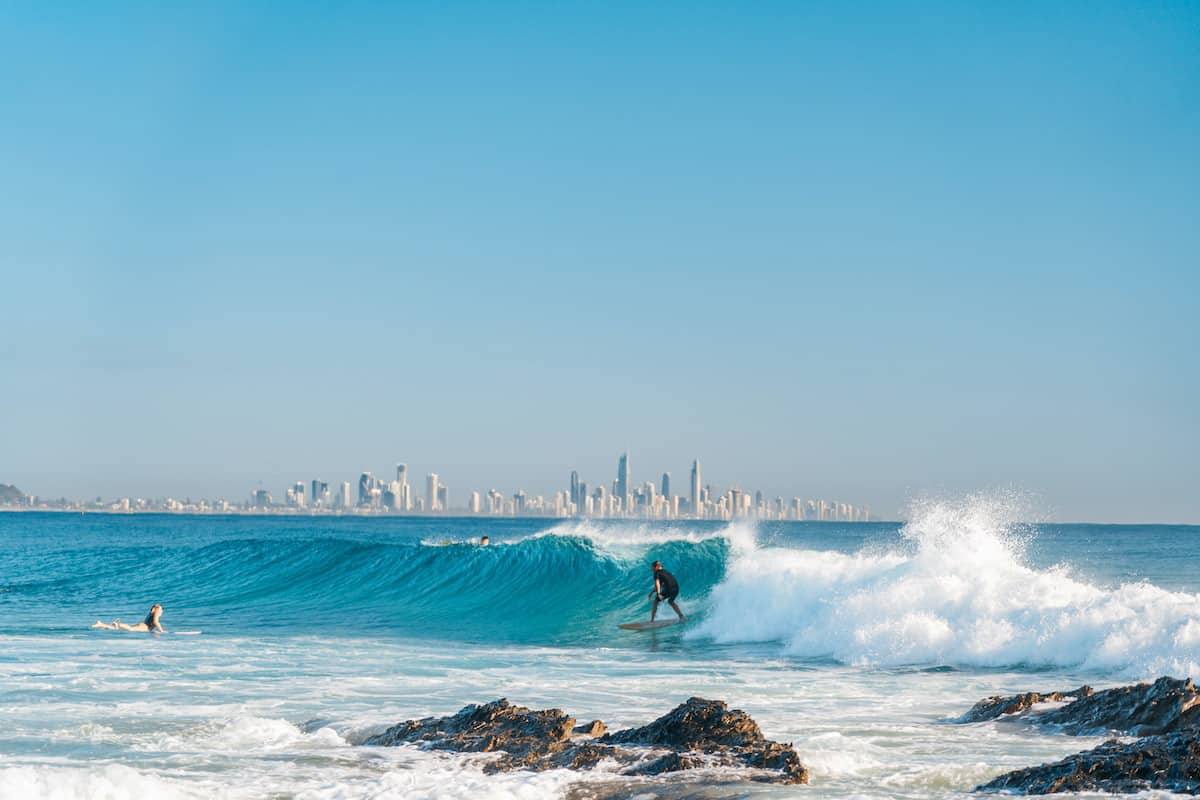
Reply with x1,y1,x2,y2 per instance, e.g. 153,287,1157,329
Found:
655,569,679,602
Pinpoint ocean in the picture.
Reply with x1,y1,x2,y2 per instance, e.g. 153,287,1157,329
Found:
1,499,1198,799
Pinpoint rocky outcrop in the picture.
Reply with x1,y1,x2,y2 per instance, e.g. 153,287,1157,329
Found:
969,677,1200,794
961,677,1200,735
1036,677,1200,735
363,697,808,785
959,687,1093,723
600,696,806,781
976,731,1200,795
363,699,577,772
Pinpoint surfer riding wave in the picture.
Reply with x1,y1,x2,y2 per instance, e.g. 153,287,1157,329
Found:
650,560,687,622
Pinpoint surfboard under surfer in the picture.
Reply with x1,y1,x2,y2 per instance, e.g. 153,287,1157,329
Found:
649,561,687,622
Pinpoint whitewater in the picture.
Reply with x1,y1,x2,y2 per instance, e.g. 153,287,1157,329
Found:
1,500,1198,799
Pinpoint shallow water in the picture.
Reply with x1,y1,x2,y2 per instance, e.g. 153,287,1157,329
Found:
2,502,1198,798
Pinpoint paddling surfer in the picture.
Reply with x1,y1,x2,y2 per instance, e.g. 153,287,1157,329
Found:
92,603,165,633
649,561,686,622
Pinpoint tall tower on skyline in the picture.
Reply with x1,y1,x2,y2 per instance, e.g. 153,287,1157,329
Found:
616,451,630,506
569,470,580,508
690,460,701,516
396,463,407,486
358,472,372,508
426,473,440,512
661,472,670,498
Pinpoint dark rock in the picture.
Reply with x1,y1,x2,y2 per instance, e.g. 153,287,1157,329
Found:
976,730,1200,795
363,696,808,785
574,720,607,737
958,687,1093,723
603,696,766,750
961,677,1200,736
603,697,808,784
1037,676,1200,736
363,699,579,773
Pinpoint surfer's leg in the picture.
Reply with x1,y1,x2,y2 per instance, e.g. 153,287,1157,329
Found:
113,621,149,631
668,600,686,621
92,620,116,629
650,596,659,621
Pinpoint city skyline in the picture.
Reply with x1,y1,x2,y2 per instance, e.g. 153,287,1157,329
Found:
1,450,873,522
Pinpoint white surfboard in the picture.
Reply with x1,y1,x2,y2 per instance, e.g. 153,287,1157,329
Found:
618,620,682,631
172,631,203,635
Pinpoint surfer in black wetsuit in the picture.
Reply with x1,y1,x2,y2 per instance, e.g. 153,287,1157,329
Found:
650,561,687,622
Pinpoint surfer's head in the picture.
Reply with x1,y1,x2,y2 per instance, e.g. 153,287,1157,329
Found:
480,536,490,546
149,604,162,620
652,560,662,571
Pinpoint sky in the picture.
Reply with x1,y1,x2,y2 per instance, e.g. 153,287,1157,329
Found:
1,1,1197,522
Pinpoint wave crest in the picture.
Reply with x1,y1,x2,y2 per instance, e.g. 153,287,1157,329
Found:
696,495,1200,677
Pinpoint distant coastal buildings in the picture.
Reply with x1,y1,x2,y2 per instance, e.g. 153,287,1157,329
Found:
1,452,872,522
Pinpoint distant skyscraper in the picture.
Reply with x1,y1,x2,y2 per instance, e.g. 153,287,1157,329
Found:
690,460,700,516
437,485,448,511
569,470,580,507
358,472,372,507
661,472,670,498
616,451,630,505
338,481,352,509
396,463,408,486
426,473,440,512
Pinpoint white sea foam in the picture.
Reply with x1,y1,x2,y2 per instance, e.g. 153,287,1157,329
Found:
0,765,214,800
532,519,758,557
140,715,347,753
696,495,1200,678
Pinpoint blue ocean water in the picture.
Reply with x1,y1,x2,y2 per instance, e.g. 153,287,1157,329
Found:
1,503,1198,798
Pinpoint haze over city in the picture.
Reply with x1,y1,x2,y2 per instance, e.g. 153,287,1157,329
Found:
1,2,1197,522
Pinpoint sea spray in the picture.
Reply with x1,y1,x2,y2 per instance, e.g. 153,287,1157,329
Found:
695,495,1200,677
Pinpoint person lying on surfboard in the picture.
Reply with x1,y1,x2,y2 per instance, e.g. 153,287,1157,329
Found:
92,603,165,633
650,561,687,622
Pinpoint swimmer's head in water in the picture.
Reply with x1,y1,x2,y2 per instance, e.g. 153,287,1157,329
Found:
480,536,490,546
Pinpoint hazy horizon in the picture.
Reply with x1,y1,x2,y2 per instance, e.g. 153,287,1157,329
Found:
2,2,1197,523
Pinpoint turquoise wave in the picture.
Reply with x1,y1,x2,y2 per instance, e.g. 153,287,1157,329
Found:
3,533,730,643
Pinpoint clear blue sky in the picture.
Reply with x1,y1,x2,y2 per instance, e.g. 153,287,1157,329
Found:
1,1,1197,521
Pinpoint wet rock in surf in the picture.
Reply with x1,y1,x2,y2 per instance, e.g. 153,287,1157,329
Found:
574,719,607,737
961,676,1200,735
959,687,1093,723
975,730,1200,795
363,697,808,785
1036,677,1200,735
362,699,576,771
601,696,807,782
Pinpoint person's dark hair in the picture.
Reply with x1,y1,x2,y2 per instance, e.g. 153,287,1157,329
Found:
652,560,662,569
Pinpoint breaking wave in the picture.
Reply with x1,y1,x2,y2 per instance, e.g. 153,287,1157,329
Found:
696,495,1200,678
